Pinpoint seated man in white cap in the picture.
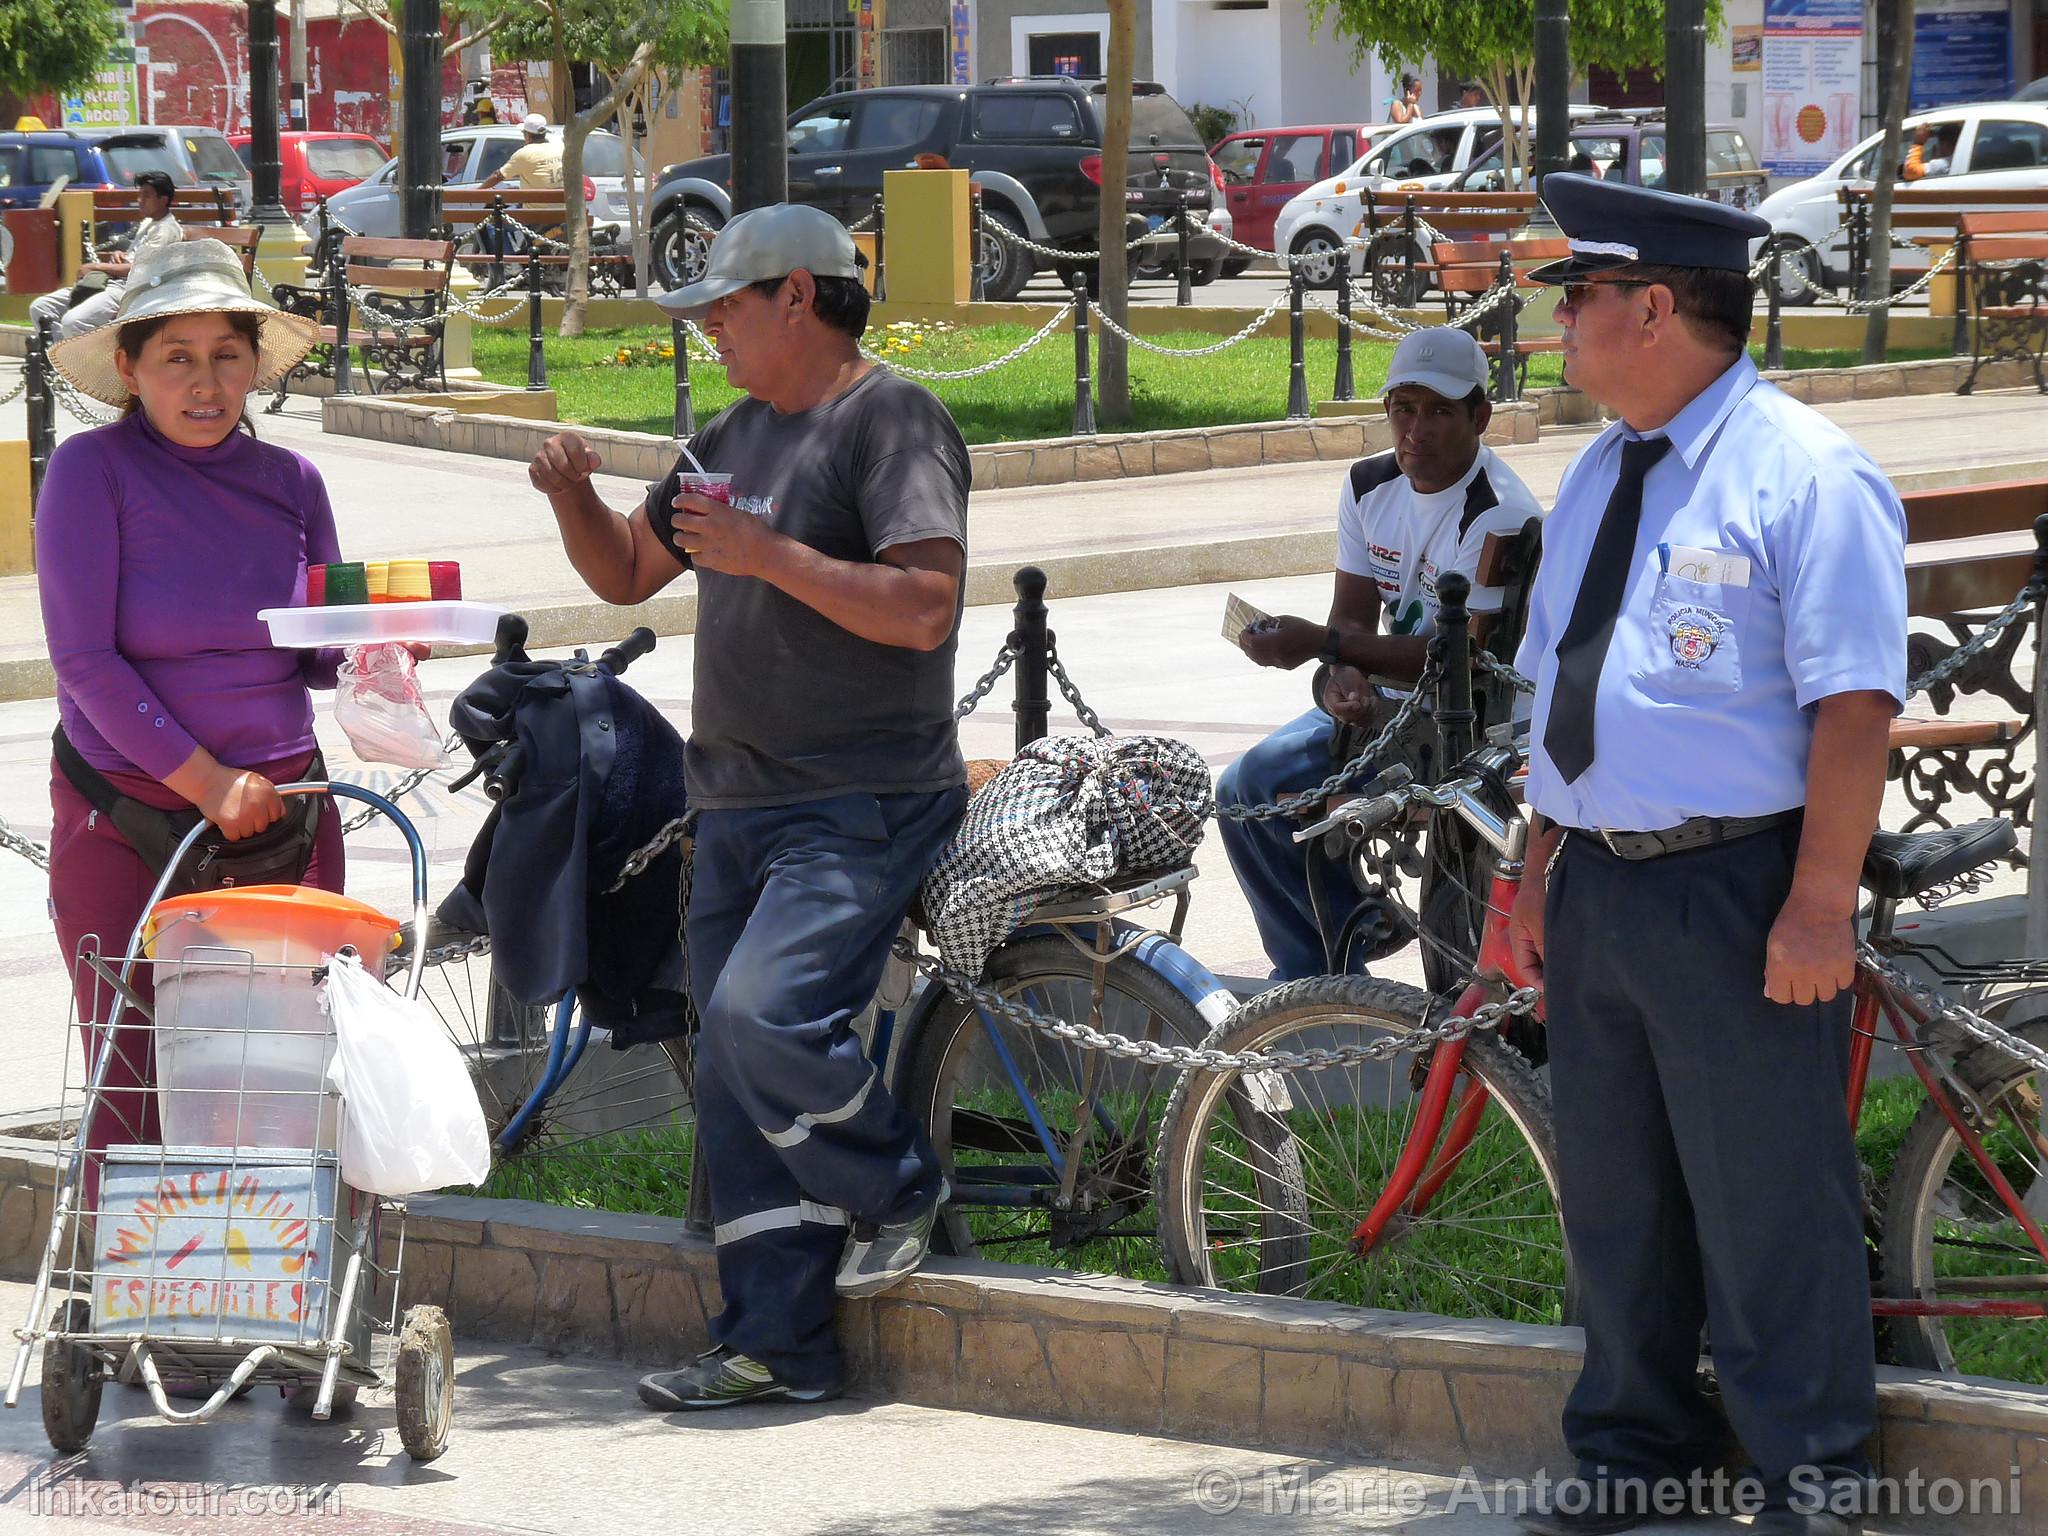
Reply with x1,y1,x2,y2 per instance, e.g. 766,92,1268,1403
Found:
481,113,565,192
1217,326,1544,979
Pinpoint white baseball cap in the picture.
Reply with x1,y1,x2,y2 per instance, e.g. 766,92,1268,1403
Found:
656,204,862,320
520,112,548,135
1383,326,1489,403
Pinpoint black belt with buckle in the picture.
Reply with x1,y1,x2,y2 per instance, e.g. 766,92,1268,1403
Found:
1584,810,1803,861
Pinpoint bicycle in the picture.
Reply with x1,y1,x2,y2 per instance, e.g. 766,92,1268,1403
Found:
1155,576,2048,1379
382,615,1239,1278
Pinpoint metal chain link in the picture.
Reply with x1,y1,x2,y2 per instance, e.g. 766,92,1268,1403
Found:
1859,943,2048,1078
954,644,1019,721
1475,650,1537,695
860,302,1076,380
47,373,119,425
1087,288,1291,357
1905,585,2041,697
899,934,1540,1070
0,814,50,873
337,731,464,835
1218,658,1441,822
987,219,1164,263
604,815,690,894
0,368,26,407
1044,641,1111,737
1782,240,1958,313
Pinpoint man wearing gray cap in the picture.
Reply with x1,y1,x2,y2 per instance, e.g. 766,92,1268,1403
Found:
526,204,971,1412
1218,325,1542,979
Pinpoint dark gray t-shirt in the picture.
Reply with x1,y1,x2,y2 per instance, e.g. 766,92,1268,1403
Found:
645,366,971,809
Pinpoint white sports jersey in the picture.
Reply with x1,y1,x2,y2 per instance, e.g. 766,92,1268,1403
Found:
1334,444,1545,639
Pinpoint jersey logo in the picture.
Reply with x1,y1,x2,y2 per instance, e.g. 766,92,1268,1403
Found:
1390,597,1426,635
1667,605,1729,668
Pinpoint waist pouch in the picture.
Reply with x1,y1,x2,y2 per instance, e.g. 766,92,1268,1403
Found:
54,728,326,898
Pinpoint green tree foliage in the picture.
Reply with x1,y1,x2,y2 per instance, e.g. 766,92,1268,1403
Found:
1308,0,1723,177
448,0,725,331
0,0,123,105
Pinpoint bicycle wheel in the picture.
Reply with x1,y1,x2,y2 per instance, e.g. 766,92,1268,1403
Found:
409,945,696,1214
901,932,1216,1279
1881,1008,2048,1381
1155,974,1571,1324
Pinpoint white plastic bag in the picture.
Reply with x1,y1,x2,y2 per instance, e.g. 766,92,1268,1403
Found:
321,950,491,1196
335,642,445,770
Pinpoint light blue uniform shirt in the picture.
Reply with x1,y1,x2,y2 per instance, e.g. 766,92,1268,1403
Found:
1515,355,1907,833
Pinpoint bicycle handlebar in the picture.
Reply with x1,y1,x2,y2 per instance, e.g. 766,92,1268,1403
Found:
599,627,657,676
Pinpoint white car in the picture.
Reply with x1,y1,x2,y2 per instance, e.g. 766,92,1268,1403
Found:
1753,102,2048,304
1273,105,1604,283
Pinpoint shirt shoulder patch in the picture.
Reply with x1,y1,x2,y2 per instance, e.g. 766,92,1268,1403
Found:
1348,452,1404,504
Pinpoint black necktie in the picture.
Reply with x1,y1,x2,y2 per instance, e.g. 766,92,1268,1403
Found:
1544,435,1671,785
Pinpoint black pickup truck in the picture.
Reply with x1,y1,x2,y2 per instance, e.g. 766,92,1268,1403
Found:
647,79,1232,301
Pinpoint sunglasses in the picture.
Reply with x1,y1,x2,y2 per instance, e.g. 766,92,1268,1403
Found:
1558,278,1650,308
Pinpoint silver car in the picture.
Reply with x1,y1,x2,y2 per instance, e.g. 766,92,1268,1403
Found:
305,126,641,257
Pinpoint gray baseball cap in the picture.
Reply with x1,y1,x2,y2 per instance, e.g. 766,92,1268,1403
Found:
1383,325,1489,402
656,204,862,319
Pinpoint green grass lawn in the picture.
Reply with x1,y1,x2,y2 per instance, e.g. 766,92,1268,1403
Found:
471,321,1951,448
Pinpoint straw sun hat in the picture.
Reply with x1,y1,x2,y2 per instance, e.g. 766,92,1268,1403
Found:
49,238,321,406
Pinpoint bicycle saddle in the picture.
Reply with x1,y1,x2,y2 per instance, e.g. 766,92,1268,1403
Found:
1861,819,2017,901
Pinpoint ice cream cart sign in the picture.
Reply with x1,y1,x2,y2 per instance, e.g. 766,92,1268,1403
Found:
94,1156,340,1344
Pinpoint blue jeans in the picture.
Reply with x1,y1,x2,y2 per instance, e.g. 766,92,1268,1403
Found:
1215,707,1344,981
685,786,966,1389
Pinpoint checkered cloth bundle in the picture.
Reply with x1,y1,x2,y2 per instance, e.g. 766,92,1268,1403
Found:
920,733,1215,977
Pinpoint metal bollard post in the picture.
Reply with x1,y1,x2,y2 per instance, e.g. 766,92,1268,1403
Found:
671,319,695,438
1333,273,1355,402
489,193,508,293
526,249,547,390
1764,248,1784,371
1175,207,1192,307
329,235,353,396
872,195,887,304
969,186,985,302
1951,234,1971,358
1401,197,1418,311
24,321,51,506
1286,272,1310,420
1494,250,1521,404
1070,272,1096,437
1011,566,1051,752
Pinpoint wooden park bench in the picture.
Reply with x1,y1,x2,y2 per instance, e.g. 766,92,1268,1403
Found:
266,235,455,409
1432,237,1569,400
1949,210,2048,395
1357,190,1539,307
1888,477,2047,833
83,186,236,273
1835,185,2048,297
441,187,636,297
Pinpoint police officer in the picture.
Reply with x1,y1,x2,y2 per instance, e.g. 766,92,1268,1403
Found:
1505,177,1904,1536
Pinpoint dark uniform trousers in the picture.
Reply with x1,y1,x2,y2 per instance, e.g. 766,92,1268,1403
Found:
686,786,967,1389
1544,820,1877,1504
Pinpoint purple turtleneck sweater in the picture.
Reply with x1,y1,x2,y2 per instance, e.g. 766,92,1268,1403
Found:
37,411,343,782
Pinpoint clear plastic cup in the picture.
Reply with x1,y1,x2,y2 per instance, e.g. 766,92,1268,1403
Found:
674,473,734,505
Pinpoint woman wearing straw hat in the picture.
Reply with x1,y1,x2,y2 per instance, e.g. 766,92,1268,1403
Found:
36,238,346,1198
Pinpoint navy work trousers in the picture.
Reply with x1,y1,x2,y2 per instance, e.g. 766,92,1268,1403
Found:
1215,706,1346,981
1544,824,1876,1507
685,787,966,1390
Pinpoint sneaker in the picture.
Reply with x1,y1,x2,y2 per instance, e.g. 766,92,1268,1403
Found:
836,1179,950,1298
636,1346,840,1411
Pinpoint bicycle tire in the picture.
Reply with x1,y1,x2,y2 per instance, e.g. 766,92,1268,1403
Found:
901,932,1216,1278
1880,1009,2048,1380
1154,973,1573,1324
412,950,696,1211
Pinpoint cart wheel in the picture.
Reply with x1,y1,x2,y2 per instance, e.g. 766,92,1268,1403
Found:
394,1305,454,1462
42,1298,102,1454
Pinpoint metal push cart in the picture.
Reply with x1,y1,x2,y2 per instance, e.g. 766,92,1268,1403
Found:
5,783,457,1461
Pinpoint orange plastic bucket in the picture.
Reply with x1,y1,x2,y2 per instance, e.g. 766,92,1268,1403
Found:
144,885,402,970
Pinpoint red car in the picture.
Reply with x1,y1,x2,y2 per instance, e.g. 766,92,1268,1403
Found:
228,131,388,216
1209,123,1389,258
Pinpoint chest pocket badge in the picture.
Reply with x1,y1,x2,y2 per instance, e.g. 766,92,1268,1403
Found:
1640,573,1744,695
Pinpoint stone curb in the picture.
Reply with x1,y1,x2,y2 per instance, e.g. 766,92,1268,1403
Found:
1,1141,2042,1531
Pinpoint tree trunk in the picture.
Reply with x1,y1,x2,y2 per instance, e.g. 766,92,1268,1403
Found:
1861,0,1914,363
560,45,651,337
1096,0,1137,426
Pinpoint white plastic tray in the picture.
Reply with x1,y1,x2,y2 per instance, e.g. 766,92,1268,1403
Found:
260,600,506,648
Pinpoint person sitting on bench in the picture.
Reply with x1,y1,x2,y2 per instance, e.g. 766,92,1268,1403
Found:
30,171,183,343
